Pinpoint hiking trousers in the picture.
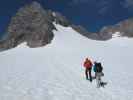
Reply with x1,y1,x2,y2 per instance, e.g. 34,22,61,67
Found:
96,72,102,87
85,67,92,81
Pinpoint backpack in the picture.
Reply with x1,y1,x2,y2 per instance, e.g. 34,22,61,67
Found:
95,62,103,73
93,65,97,72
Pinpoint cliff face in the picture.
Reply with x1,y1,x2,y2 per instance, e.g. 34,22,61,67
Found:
7,2,55,48
0,2,70,49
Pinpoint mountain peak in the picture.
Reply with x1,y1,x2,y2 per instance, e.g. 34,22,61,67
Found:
31,1,41,6
0,1,72,50
29,1,43,11
1,1,55,49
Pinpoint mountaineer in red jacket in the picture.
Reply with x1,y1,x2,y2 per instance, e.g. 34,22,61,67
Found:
83,58,93,82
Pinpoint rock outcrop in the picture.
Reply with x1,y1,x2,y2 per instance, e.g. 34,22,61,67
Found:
99,18,133,39
0,1,71,49
0,1,133,50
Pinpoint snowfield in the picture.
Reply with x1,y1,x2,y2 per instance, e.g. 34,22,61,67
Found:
0,24,133,100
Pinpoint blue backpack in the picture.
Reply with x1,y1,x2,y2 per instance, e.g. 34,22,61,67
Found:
93,65,96,72
93,62,103,72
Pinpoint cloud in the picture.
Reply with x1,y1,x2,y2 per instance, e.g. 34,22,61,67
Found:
71,0,89,4
68,0,114,15
122,0,133,10
97,0,111,15
68,0,94,5
98,6,109,15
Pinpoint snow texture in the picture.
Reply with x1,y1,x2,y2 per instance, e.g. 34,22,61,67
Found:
0,24,133,100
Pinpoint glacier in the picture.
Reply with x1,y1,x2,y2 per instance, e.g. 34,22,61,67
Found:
0,24,133,100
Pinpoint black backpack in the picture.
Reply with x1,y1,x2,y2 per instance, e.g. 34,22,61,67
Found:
95,62,103,73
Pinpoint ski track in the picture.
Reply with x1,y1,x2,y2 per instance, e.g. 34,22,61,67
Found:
0,24,133,100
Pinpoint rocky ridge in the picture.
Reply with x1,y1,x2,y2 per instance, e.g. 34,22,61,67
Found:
0,1,133,50
0,2,70,49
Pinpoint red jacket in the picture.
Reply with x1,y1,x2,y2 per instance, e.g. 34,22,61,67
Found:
83,59,92,69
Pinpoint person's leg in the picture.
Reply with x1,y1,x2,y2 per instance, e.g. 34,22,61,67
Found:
96,73,101,88
99,73,102,86
89,68,92,82
94,72,96,79
96,73,99,87
85,68,88,80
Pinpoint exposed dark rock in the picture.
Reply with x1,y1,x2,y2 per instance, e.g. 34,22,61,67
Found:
0,1,133,51
73,18,133,40
71,24,104,40
0,1,78,50
71,25,89,36
73,17,133,40
99,18,133,39
0,1,91,50
6,1,56,48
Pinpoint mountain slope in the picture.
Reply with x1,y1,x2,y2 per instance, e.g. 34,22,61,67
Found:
0,24,133,100
100,18,133,39
1,1,133,51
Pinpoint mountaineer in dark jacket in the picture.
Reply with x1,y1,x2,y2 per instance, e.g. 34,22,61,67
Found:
93,61,104,87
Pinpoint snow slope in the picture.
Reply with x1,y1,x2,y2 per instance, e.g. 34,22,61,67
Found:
0,24,133,100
